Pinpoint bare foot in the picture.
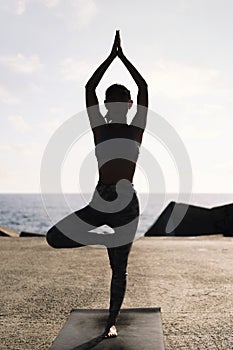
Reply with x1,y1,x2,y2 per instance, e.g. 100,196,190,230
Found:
102,325,118,338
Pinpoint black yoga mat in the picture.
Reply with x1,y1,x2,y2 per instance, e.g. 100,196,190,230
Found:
49,307,164,350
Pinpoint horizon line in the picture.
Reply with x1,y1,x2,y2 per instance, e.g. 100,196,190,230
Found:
1,192,233,195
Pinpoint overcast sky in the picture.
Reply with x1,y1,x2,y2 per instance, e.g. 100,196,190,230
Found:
1,0,233,194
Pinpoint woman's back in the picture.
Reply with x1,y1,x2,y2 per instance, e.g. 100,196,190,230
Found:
93,123,140,184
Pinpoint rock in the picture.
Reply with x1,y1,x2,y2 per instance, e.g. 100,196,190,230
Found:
212,203,233,237
20,231,44,237
145,202,214,237
0,226,19,237
144,201,233,237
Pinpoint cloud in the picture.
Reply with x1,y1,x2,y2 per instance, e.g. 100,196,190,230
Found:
3,0,59,15
0,142,43,156
177,102,233,146
38,109,70,134
49,107,64,114
147,60,220,99
8,115,31,132
0,1,26,15
43,0,59,8
8,143,33,155
39,118,63,133
0,144,11,152
179,124,222,139
61,58,91,81
0,84,19,105
212,160,233,173
72,0,97,29
0,169,13,179
16,0,26,15
1,0,97,29
0,53,43,74
0,143,30,156
56,0,98,30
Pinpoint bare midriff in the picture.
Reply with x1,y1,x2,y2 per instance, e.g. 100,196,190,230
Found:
98,159,136,184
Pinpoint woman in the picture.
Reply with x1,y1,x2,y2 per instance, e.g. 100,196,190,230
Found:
46,30,148,339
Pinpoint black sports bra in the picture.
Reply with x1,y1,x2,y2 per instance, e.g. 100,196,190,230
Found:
94,123,140,166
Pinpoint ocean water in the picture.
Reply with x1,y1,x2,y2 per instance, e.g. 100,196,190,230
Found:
0,193,233,237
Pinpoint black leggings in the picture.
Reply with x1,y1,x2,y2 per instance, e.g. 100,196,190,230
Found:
46,181,140,315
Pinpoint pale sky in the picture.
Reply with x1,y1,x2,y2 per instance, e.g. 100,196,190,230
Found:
1,0,233,193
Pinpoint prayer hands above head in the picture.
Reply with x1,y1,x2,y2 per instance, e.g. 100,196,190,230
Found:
116,31,124,58
110,30,120,58
110,30,124,59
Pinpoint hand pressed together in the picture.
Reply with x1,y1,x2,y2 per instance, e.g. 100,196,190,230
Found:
110,30,124,59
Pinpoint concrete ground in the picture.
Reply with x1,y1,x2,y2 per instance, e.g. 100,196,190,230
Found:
1,235,233,349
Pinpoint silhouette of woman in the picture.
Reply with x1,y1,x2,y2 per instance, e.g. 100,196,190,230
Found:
46,30,148,339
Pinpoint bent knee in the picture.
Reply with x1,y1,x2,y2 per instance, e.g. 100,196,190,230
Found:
46,227,61,249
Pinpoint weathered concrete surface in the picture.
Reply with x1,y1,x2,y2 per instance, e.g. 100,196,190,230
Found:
0,235,233,350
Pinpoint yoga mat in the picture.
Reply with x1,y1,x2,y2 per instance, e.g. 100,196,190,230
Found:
49,308,164,350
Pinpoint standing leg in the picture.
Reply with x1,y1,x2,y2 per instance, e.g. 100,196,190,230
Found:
107,242,133,315
102,242,134,338
102,191,139,338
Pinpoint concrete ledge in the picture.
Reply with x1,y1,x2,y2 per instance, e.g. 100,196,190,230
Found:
145,201,233,237
0,226,19,237
20,231,44,237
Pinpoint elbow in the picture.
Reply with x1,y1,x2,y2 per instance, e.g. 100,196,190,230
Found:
137,80,148,89
85,81,97,90
141,80,148,88
85,81,91,89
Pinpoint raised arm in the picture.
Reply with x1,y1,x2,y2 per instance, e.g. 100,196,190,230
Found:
85,32,119,129
117,34,148,138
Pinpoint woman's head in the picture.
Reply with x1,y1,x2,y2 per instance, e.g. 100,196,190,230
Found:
105,84,131,102
104,84,133,123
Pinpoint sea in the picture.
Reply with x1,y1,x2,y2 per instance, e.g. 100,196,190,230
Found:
1,193,233,237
